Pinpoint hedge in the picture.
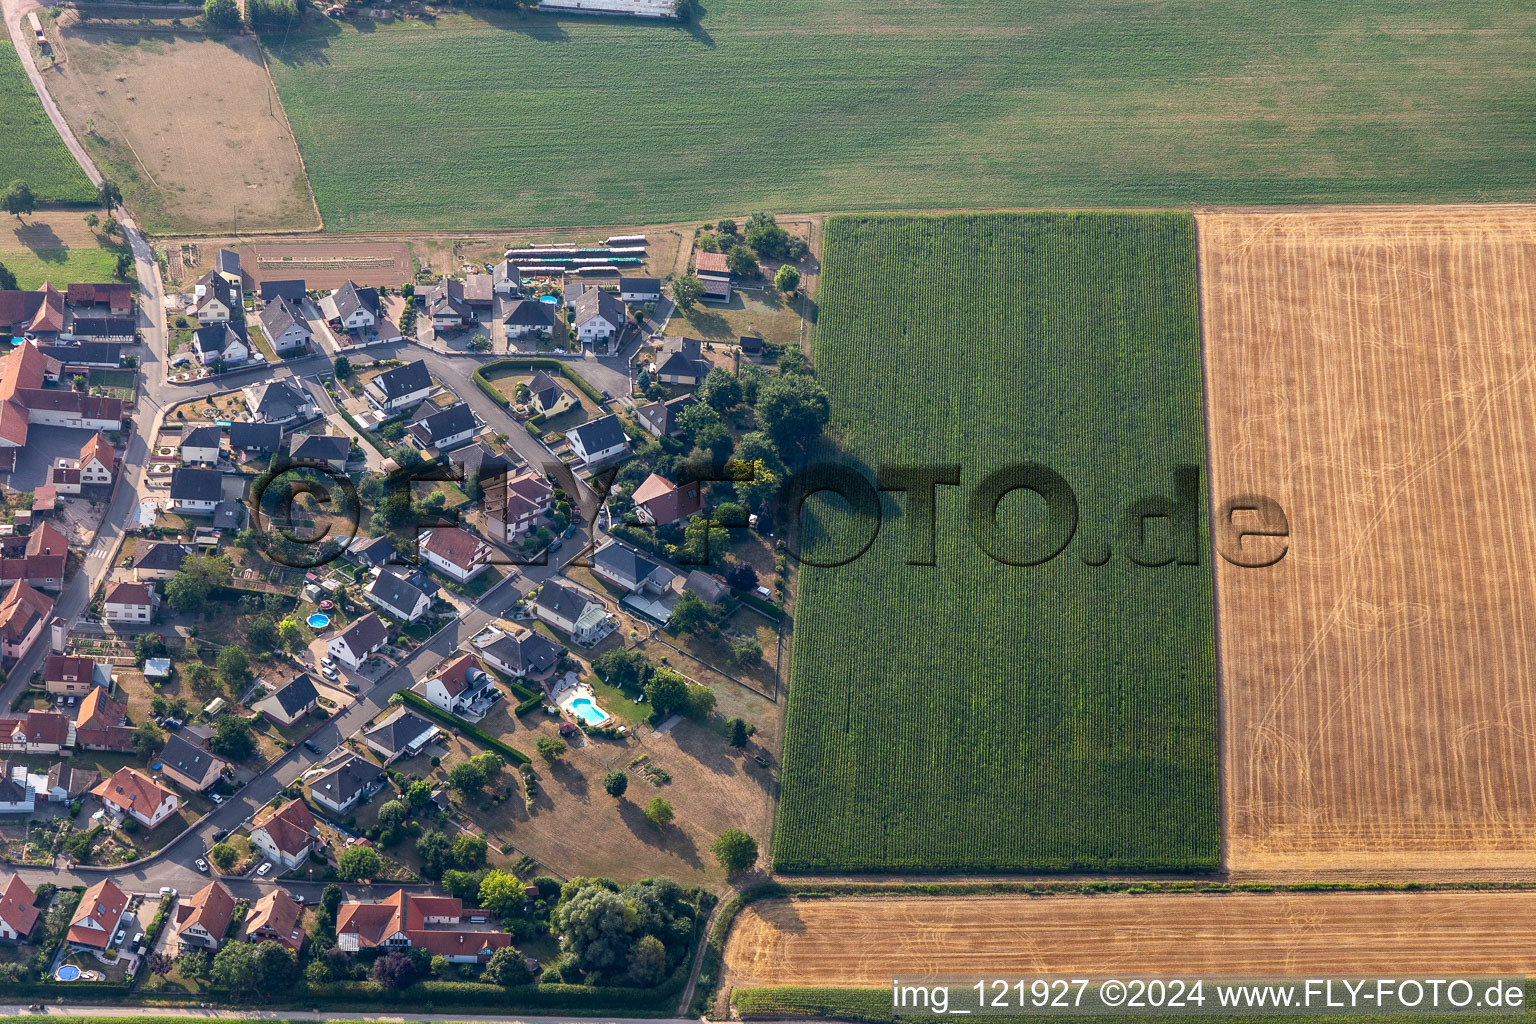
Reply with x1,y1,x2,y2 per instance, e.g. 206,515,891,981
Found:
333,403,387,454
474,358,606,406
399,690,531,765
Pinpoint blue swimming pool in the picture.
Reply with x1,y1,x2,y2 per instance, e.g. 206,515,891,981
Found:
570,697,608,726
56,965,81,981
307,613,331,629
539,295,560,304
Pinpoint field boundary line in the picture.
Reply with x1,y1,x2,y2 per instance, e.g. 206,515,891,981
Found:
252,35,324,233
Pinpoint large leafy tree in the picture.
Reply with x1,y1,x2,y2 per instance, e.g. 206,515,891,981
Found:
670,274,705,311
210,716,255,760
337,844,382,881
755,375,831,455
550,884,631,972
1,181,36,222
711,829,759,874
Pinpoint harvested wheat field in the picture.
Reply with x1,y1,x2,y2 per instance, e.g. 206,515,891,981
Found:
1200,207,1536,874
723,892,1536,987
42,13,318,235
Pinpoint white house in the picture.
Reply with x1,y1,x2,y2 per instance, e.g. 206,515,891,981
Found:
67,878,127,950
174,881,235,951
488,470,554,543
103,581,158,624
92,767,178,828
250,798,317,869
565,414,628,467
571,287,624,345
366,361,433,413
619,276,662,303
327,612,388,669
364,568,430,622
533,580,612,645
169,467,224,513
320,282,379,332
192,272,237,323
258,296,312,355
308,754,385,815
422,653,495,716
363,709,439,764
76,433,115,485
191,322,250,367
0,875,39,942
408,403,475,452
179,425,222,467
420,528,491,584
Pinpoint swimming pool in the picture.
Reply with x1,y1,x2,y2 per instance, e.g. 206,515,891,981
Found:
570,697,609,726
307,613,331,629
539,295,560,304
56,965,80,981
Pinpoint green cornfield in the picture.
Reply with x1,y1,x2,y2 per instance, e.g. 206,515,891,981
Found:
773,212,1216,873
0,42,93,204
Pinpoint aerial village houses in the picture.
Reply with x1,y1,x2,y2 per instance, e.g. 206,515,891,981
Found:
179,425,222,467
0,580,53,662
254,673,320,727
694,251,733,302
336,890,511,963
191,322,249,366
308,753,385,815
258,295,313,355
426,278,475,329
44,653,111,697
632,472,703,526
655,337,712,386
73,689,133,753
229,422,282,464
636,394,697,438
473,624,559,682
175,880,235,951
327,612,388,670
250,798,318,869
243,379,317,425
192,272,238,323
501,299,559,340
410,403,476,452
104,581,159,624
533,580,612,645
0,773,34,815
0,710,72,755
93,767,178,828
290,433,351,473
420,527,492,584
130,541,189,582
66,282,132,316
169,466,223,513
49,432,116,496
244,890,305,952
159,734,226,792
41,763,98,804
68,878,128,950
592,540,677,596
0,341,124,444
364,567,431,622
366,360,434,413
0,875,38,942
571,287,625,345
526,370,575,417
489,470,554,542
213,248,243,288
259,279,307,304
422,654,496,716
0,282,64,342
620,276,662,303
321,281,380,333
363,709,439,764
565,414,628,468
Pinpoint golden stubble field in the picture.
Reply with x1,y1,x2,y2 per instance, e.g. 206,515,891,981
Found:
722,893,1536,986
1200,207,1536,874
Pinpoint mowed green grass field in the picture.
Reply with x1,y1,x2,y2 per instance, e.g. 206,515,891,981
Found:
773,213,1215,873
264,0,1536,230
0,41,93,204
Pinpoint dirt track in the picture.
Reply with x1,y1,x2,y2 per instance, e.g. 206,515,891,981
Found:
1200,207,1536,873
722,893,1536,987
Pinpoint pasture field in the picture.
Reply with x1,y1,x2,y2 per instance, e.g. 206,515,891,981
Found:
1201,207,1536,874
721,892,1536,988
0,211,126,290
0,41,93,203
41,14,318,235
263,0,1536,231
773,213,1215,874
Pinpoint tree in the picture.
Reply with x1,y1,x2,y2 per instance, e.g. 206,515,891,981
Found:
551,884,632,971
1,181,36,222
725,561,758,592
729,432,786,510
371,950,416,989
774,264,801,293
96,178,122,210
179,949,211,979
209,941,260,1000
592,649,652,690
210,842,239,872
452,832,488,870
0,262,14,291
627,933,668,986
643,669,689,720
697,367,743,414
254,940,299,991
321,883,345,920
756,374,831,454
670,591,711,635
247,617,279,656
448,759,486,794
536,735,566,763
277,617,304,652
727,717,749,747
376,799,408,843
337,845,382,881
145,951,175,976
684,683,716,720
727,637,763,667
482,945,532,986
744,212,791,259
725,244,758,279
711,829,759,874
440,868,481,900
131,720,163,759
776,346,810,375
102,215,119,237
670,273,705,312
210,716,256,761
479,870,526,917
216,645,250,690
203,0,240,28
603,769,628,798
416,829,452,879
405,779,432,809
167,554,230,613
644,796,673,828
334,356,352,379
114,251,133,280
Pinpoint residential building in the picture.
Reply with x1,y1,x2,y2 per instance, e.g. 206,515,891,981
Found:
245,891,305,952
463,272,494,311
366,361,433,412
655,337,711,386
169,466,223,513
364,567,430,623
501,299,558,340
526,370,574,417
489,470,553,542
258,295,312,355
74,689,132,752
336,891,511,963
565,414,628,467
473,625,558,681
632,473,702,526
213,248,243,288
258,280,306,304
0,770,34,815
320,281,379,332
159,734,226,792
103,581,158,624
65,282,132,316
37,342,123,368
619,277,661,303
191,271,237,323
0,281,64,342
571,287,625,344
254,673,319,727
490,260,519,296
290,433,351,472
0,580,52,661
180,425,222,467
68,878,127,949
344,535,397,569
363,709,439,764
0,549,64,590
425,278,474,328
250,798,317,869
130,542,189,582
242,378,317,425
61,318,134,344
591,540,677,595
308,754,385,815
409,402,475,451
694,251,732,302
191,322,249,366
422,654,495,716
229,422,282,462
420,528,491,584
635,393,697,438
76,432,115,484
533,580,611,644
42,763,96,803
683,569,730,605
0,875,39,941
93,767,178,829
0,341,124,446
44,654,110,697
0,711,71,754
175,880,235,951
327,612,388,669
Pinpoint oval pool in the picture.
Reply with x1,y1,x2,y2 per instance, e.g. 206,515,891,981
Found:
307,613,331,629
56,965,81,981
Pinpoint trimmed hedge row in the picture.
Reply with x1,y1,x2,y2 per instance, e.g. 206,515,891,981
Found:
399,690,531,765
474,357,606,407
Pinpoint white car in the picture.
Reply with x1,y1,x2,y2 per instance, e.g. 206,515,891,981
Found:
209,793,225,804
321,655,336,668
256,862,273,877
158,886,177,897
195,857,209,872
322,664,338,679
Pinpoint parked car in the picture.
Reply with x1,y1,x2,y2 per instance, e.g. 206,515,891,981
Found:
322,664,338,679
195,857,209,873
257,862,273,877
344,680,360,693
303,739,322,754
209,793,224,804
158,886,177,897
211,829,229,842
321,655,335,669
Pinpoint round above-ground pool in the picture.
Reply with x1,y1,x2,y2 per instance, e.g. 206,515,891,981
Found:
56,965,81,981
307,613,331,629
539,295,560,304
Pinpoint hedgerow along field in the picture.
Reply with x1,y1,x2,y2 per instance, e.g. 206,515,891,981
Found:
773,213,1215,873
263,0,1536,231
0,41,93,204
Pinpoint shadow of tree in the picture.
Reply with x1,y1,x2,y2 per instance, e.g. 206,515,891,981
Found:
616,797,701,867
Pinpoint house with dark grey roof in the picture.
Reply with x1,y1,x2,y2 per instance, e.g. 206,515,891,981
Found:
532,580,612,645
363,709,438,764
308,753,385,815
213,248,242,286
37,342,123,368
344,535,397,568
191,322,249,366
619,277,661,303
636,393,697,438
289,433,352,471
683,569,730,605
491,260,519,296
409,402,476,451
366,361,433,412
258,296,311,355
565,414,628,467
591,540,676,595
320,281,379,332
192,271,238,323
169,467,224,512
179,425,222,467
242,379,316,425
327,612,388,669
738,334,763,356
364,567,430,622
158,734,225,792
229,422,281,461
656,337,711,386
426,278,474,329
62,318,135,344
571,287,625,345
526,370,573,417
501,299,559,340
254,673,319,727
131,542,190,582
473,625,559,680
259,280,307,304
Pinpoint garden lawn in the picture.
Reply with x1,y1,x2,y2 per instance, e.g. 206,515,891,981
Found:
266,0,1536,231
773,213,1216,873
0,41,93,203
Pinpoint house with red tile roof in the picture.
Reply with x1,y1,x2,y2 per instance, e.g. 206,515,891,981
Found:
175,880,235,951
44,654,109,700
422,653,496,716
0,283,64,342
250,798,317,869
68,878,127,949
0,710,72,754
0,875,39,942
244,890,305,952
0,341,124,446
93,767,178,828
0,580,51,663
488,470,553,542
74,688,132,752
336,890,510,963
420,527,491,584
104,581,158,624
632,472,702,527
52,432,115,494
65,282,132,316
